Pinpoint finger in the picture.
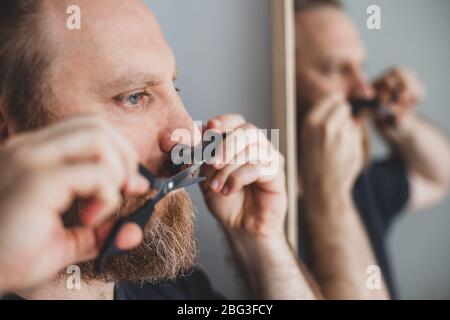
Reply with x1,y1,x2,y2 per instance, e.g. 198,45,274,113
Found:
375,71,395,100
25,115,105,144
207,114,246,131
115,222,144,250
74,133,126,186
223,164,260,195
95,120,140,181
123,175,150,195
51,164,122,225
199,164,217,192
60,219,142,265
4,117,110,165
212,124,269,169
324,101,352,136
344,120,363,146
33,117,140,186
396,69,425,104
307,94,344,125
376,69,413,104
61,226,101,265
222,163,281,195
208,143,274,193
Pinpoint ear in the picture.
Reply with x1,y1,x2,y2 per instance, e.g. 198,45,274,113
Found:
0,107,11,144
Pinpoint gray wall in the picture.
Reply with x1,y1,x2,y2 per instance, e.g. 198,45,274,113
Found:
146,0,272,299
343,0,450,299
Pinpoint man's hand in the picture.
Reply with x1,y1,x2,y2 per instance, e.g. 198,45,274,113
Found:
200,114,286,240
301,94,364,196
374,67,426,137
0,116,148,294
199,114,316,299
300,96,390,299
374,67,450,210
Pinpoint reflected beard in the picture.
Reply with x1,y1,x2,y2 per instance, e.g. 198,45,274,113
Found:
63,185,198,284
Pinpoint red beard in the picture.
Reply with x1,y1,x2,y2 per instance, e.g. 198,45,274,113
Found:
62,158,198,283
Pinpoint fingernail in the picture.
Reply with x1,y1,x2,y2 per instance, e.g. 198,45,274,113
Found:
212,159,225,169
209,179,220,191
211,119,221,128
221,186,229,195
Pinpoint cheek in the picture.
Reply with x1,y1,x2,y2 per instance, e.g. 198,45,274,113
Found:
313,73,343,94
304,71,347,103
108,117,161,163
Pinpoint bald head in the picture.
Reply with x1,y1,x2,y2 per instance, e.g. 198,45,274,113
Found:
43,0,166,57
41,0,173,109
1,0,174,130
296,8,363,58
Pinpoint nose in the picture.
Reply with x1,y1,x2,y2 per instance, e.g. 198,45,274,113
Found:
348,71,375,100
158,100,201,153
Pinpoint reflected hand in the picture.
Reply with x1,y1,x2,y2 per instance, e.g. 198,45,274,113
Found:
374,67,426,136
301,95,364,196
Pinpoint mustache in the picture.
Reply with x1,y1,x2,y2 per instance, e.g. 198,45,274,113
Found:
148,152,181,178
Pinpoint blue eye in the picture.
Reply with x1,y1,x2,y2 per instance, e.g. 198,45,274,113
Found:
126,93,144,105
115,91,150,109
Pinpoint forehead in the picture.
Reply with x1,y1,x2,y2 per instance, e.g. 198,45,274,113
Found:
43,0,174,89
296,8,366,62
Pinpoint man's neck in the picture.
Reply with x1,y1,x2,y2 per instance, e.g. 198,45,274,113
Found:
15,277,115,300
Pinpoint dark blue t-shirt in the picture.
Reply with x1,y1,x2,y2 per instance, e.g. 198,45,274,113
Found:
299,159,410,299
114,268,224,300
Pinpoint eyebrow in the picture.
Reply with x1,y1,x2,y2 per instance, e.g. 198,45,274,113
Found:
98,66,180,97
174,65,180,80
95,72,162,98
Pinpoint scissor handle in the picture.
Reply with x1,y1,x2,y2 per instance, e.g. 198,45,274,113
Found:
94,136,220,273
350,98,380,115
94,216,129,273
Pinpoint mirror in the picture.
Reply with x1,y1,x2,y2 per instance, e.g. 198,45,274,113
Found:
293,0,450,299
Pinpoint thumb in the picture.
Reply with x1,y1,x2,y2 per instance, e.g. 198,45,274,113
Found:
61,220,144,267
61,226,103,266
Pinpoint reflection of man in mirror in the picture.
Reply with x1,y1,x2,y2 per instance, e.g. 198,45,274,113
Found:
295,0,450,299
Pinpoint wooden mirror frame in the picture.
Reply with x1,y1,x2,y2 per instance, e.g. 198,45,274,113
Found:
271,0,298,252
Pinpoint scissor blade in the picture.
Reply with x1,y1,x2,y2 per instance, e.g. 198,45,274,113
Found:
169,160,206,186
173,176,206,190
138,164,165,189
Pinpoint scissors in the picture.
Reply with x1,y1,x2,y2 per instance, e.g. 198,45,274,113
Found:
350,98,381,115
94,160,206,273
350,90,399,116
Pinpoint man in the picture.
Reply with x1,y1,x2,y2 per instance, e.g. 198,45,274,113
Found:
295,0,450,299
0,0,315,300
